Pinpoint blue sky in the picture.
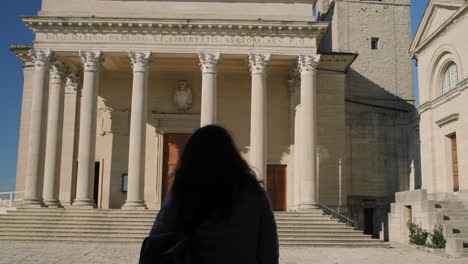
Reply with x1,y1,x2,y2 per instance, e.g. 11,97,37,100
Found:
0,0,430,193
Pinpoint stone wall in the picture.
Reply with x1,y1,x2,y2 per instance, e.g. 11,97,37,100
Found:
318,0,417,238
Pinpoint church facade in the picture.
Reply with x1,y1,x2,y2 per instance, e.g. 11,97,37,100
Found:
12,0,415,238
388,0,468,256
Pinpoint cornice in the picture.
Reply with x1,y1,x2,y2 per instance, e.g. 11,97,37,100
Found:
435,113,459,127
22,16,328,38
10,45,34,64
418,77,468,114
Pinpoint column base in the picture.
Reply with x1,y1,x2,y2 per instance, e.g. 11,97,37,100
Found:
72,199,96,208
22,199,47,208
122,200,147,210
44,200,63,208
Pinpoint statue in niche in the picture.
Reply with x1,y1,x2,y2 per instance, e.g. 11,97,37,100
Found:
173,80,192,111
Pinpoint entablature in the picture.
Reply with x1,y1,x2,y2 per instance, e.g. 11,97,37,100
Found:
23,16,328,56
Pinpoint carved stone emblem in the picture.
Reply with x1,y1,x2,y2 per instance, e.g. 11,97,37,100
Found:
173,80,192,111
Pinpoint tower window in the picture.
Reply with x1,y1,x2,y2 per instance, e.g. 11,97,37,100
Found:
371,38,379,50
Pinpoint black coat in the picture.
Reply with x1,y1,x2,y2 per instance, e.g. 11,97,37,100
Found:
149,189,279,264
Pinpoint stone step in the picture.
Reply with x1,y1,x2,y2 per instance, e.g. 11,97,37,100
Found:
277,225,355,230
0,231,371,241
280,241,389,248
442,216,468,221
0,214,157,220
11,209,159,215
0,225,371,238
0,236,388,248
0,218,344,227
279,237,378,242
441,222,468,228
279,234,373,239
276,220,339,224
278,228,363,235
0,209,383,247
1,214,332,222
0,230,373,242
0,227,150,233
0,235,144,243
276,224,347,228
275,216,332,220
0,219,154,226
436,203,466,209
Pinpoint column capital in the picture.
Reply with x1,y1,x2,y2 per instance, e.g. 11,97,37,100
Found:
79,51,103,72
50,62,69,84
248,53,271,75
65,73,80,94
29,49,54,71
129,51,152,72
298,54,320,73
198,52,221,74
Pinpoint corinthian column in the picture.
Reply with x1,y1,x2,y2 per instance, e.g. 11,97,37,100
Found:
43,62,68,208
123,51,151,209
74,51,103,208
22,49,53,207
248,53,270,186
198,52,221,126
297,54,320,209
59,73,80,207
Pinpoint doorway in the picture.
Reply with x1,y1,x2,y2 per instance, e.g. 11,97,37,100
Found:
364,208,375,237
93,162,101,207
449,134,459,192
161,133,192,202
266,164,287,211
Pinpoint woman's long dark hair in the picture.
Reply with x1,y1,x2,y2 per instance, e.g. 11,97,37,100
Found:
170,125,262,231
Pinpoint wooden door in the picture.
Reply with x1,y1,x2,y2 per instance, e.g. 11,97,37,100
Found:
450,134,459,192
161,133,192,202
267,165,287,211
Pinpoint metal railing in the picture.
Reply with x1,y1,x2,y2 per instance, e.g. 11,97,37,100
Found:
0,191,24,208
317,202,354,227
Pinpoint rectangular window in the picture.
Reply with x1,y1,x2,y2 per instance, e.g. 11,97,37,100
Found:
371,38,379,50
448,134,459,192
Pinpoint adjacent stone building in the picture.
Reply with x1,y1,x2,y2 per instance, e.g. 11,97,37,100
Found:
12,0,416,238
388,0,468,256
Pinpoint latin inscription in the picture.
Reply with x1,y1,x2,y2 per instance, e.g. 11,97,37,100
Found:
41,33,311,47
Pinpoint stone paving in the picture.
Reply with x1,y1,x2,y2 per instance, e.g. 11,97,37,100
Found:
0,241,466,264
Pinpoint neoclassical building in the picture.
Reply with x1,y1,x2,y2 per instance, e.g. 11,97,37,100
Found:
12,0,415,238
389,0,468,256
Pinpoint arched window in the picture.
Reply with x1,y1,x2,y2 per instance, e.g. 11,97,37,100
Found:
442,62,458,93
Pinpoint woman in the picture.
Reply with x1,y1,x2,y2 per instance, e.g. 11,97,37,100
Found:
149,125,279,264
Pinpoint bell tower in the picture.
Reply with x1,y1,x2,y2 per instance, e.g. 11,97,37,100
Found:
317,0,417,239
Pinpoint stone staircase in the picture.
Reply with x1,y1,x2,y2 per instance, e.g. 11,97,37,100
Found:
437,200,468,257
0,208,388,247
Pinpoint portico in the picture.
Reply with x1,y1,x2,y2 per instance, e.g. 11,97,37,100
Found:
13,13,355,211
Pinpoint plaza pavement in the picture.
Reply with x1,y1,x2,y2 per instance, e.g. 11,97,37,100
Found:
0,241,466,264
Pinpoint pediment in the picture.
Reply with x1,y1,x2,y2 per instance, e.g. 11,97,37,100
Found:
410,0,465,54
420,5,458,41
